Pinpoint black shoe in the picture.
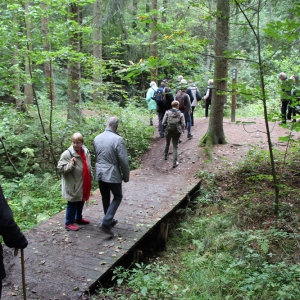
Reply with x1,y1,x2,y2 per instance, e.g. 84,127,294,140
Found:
99,224,114,236
109,219,118,229
150,121,153,126
173,161,179,168
179,139,182,144
164,155,167,160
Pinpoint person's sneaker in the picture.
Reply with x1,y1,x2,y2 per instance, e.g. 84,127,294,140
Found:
99,223,114,236
65,224,79,231
109,219,118,229
187,133,194,139
164,155,167,160
75,218,90,225
173,161,179,168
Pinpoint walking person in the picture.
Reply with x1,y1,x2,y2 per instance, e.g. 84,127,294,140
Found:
189,83,202,126
0,184,28,298
163,100,185,168
145,81,157,126
57,132,92,231
279,72,292,124
176,83,193,139
203,79,213,118
93,116,130,236
156,79,174,138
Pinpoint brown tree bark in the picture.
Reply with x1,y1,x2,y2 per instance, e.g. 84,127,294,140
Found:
200,0,229,146
150,0,158,80
92,0,102,102
24,0,34,104
41,1,57,104
67,3,82,122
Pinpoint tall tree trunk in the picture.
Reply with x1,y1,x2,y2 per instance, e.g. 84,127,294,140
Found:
132,0,138,28
200,0,229,146
24,0,34,104
41,1,57,104
145,2,150,31
150,0,158,80
67,3,82,122
93,0,102,102
13,13,21,107
162,0,167,23
206,0,214,71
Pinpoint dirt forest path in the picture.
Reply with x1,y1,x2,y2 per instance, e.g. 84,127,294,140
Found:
2,116,299,300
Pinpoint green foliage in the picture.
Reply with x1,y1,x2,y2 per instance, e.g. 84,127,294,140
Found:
97,262,177,299
0,174,64,230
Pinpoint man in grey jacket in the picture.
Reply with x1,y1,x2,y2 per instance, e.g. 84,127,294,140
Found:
93,116,130,236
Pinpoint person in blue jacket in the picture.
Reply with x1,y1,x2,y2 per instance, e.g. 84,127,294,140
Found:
0,184,28,298
146,81,157,126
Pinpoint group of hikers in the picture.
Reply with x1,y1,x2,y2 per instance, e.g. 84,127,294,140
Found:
0,78,215,296
146,76,213,168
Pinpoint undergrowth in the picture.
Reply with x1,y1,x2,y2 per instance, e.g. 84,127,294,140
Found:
95,147,300,300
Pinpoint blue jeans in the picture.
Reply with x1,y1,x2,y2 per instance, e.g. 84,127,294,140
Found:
65,201,85,225
99,181,123,228
184,111,191,134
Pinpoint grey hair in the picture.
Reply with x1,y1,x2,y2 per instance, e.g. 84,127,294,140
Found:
279,72,286,78
107,116,119,130
208,79,214,85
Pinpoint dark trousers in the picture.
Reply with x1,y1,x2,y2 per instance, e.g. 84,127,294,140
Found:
164,133,181,164
98,181,123,228
65,201,84,225
191,106,195,126
281,101,289,123
158,110,166,137
205,99,211,117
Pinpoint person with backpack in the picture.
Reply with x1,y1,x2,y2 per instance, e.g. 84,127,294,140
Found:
189,83,202,126
203,79,213,118
155,79,174,138
145,81,157,126
162,100,185,168
176,84,193,139
0,184,28,298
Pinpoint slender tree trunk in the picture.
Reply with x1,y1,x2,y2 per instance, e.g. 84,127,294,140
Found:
24,0,34,104
145,2,150,31
67,3,81,122
93,0,102,102
150,0,158,80
13,13,21,107
132,0,138,28
206,0,214,71
41,2,57,104
162,0,167,23
200,0,229,146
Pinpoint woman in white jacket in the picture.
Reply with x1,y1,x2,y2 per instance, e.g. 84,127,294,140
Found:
57,132,92,231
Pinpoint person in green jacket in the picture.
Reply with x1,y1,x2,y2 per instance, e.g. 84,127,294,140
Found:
146,81,157,126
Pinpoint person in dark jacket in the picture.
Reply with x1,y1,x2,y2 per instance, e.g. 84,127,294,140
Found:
93,116,130,237
203,79,213,118
0,184,28,298
156,79,174,138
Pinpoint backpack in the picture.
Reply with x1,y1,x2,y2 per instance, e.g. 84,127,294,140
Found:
154,87,165,107
165,110,181,134
176,92,187,111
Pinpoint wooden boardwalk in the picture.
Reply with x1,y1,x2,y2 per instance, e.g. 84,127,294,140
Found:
2,144,201,300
